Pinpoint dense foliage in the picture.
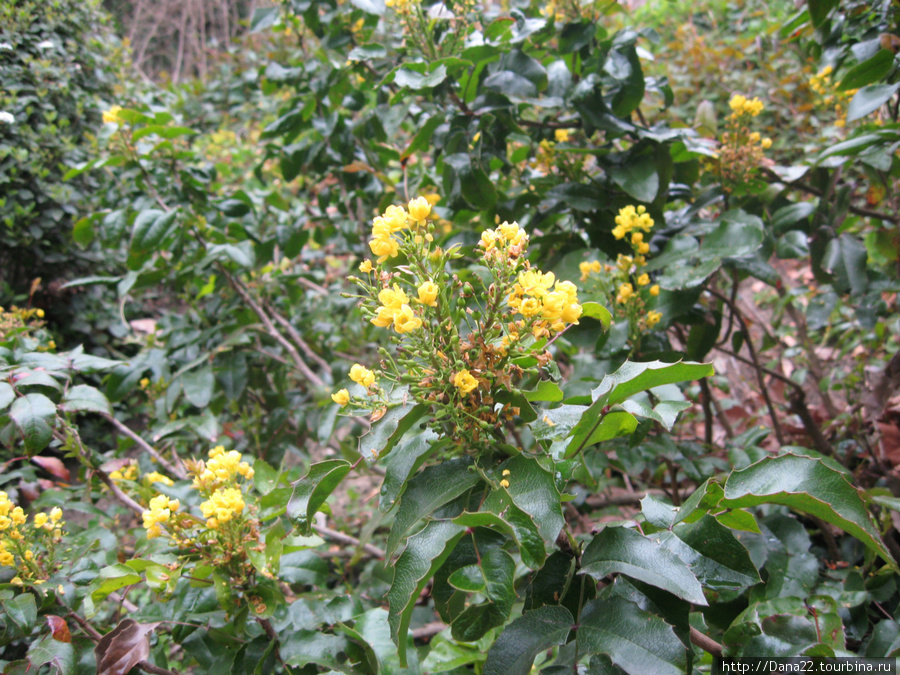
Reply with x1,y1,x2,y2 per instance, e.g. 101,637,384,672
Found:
2,0,900,673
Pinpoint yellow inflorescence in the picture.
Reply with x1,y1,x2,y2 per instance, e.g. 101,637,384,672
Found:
200,487,245,530
612,205,654,241
728,94,764,119
331,389,350,406
102,105,123,124
142,494,180,540
453,369,479,395
192,445,254,491
110,462,139,482
349,364,377,388
144,471,174,487
0,492,64,580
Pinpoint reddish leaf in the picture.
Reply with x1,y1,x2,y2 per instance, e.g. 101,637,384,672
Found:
31,456,70,482
94,619,160,675
45,615,71,643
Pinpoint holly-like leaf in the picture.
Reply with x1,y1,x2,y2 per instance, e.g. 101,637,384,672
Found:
499,454,565,547
386,457,479,556
453,499,546,570
581,527,707,605
59,385,112,415
28,633,75,675
287,459,352,535
9,393,57,454
360,397,428,463
654,516,760,590
380,429,440,512
577,596,687,675
721,454,894,565
130,209,178,255
0,382,14,410
389,520,466,666
483,605,574,675
847,83,900,122
450,549,516,642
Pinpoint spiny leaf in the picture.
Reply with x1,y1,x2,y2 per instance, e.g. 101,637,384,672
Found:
287,459,352,535
389,520,466,666
721,454,894,565
581,526,707,605
483,605,574,675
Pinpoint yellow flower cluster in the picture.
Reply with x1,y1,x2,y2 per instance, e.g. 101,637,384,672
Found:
371,284,423,333
1,492,64,579
748,131,773,150
192,445,254,491
142,494,180,540
579,260,602,281
385,0,413,11
110,462,138,482
368,198,432,263
808,66,855,129
612,205,654,242
144,471,174,487
350,364,376,388
479,220,528,257
200,487,245,530
508,271,582,333
728,94,764,119
102,105,123,124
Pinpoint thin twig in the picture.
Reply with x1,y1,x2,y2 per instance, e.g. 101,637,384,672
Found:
267,305,332,375
707,288,786,445
313,524,385,559
102,414,186,479
690,626,724,659
219,266,325,388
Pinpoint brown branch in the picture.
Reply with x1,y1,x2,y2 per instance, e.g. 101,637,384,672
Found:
690,626,724,659
313,524,385,559
760,167,899,225
706,288,786,445
102,414,186,479
412,622,447,640
219,266,325,388
267,304,332,376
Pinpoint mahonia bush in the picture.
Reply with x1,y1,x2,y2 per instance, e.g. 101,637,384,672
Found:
707,94,773,191
335,198,584,453
580,205,662,350
0,491,64,585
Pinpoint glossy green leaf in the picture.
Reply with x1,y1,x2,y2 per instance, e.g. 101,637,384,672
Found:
59,385,112,415
401,114,444,161
722,454,894,564
608,155,658,203
379,429,440,511
130,209,178,255
448,564,486,593
483,605,574,675
180,367,215,408
620,399,691,431
524,380,564,403
27,633,75,675
360,398,428,463
12,371,61,397
9,393,56,454
451,549,516,641
453,495,546,569
386,457,479,556
500,454,565,546
716,509,761,533
581,526,707,605
577,596,687,675
847,83,900,122
838,49,896,91
394,64,448,89
641,494,677,529
0,382,14,410
389,520,466,666
807,0,838,27
655,516,760,590
281,630,352,670
86,564,142,617
580,301,612,329
287,459,353,535
0,593,36,635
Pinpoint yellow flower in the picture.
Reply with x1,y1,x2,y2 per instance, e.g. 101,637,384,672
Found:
649,285,660,296
393,305,423,333
359,259,374,273
646,310,662,328
616,283,634,304
500,479,510,488
517,270,555,297
408,197,431,224
371,306,395,328
554,129,570,143
416,281,438,307
424,193,441,206
200,487,245,526
144,471,174,487
11,507,25,526
332,389,350,406
369,234,399,263
379,284,409,312
102,105,123,124
139,378,150,389
761,137,772,149
637,273,650,286
33,513,48,529
382,205,409,232
349,364,376,388
502,469,510,476
519,297,542,317
453,370,479,395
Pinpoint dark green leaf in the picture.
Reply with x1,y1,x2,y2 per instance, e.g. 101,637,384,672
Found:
847,83,900,122
581,527,707,605
130,209,178,255
401,114,444,161
59,385,112,415
451,549,516,641
287,459,353,535
27,633,75,675
838,50,896,91
9,393,56,454
361,399,428,463
808,0,838,27
722,454,893,564
0,382,15,410
500,455,565,546
281,630,352,670
483,606,574,675
389,520,466,666
380,430,440,512
608,155,658,203
386,458,479,556
180,367,215,408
